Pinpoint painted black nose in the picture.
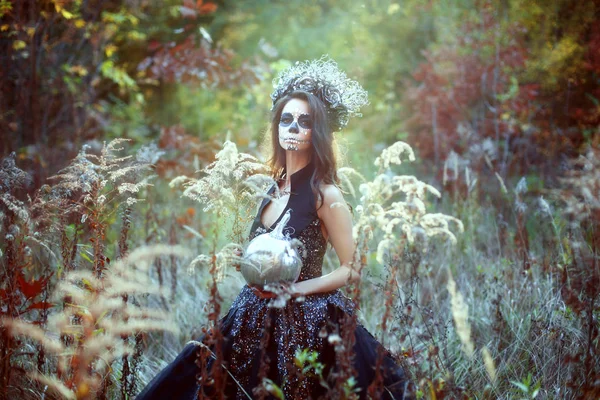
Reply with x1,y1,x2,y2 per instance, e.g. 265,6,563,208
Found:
289,121,299,133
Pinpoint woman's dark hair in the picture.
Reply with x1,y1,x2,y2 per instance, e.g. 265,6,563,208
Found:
268,90,339,208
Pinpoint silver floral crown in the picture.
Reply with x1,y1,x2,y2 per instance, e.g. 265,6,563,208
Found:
270,56,369,132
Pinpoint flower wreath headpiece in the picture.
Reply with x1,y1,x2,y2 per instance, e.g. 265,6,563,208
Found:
270,56,369,132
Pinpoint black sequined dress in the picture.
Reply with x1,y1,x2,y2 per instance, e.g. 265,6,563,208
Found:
137,162,410,400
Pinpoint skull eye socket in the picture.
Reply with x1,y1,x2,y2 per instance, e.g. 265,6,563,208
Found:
279,112,312,129
280,113,294,126
298,115,312,129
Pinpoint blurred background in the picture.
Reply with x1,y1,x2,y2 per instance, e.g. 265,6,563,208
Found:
2,0,600,398
3,0,598,186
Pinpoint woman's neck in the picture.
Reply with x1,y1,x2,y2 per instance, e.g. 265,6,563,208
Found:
284,151,311,187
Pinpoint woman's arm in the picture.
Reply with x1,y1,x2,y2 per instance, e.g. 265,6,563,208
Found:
292,184,359,296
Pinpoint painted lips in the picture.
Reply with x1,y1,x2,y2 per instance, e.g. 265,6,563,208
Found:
283,136,310,145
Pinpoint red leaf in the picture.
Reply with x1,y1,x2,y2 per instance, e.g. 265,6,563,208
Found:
199,2,217,14
16,272,52,300
147,40,162,51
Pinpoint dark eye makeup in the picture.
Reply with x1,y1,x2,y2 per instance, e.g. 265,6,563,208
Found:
279,112,312,129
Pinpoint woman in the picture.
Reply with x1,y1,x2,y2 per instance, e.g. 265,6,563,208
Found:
138,57,411,399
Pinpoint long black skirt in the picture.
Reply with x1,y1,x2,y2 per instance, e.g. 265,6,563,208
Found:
137,286,412,399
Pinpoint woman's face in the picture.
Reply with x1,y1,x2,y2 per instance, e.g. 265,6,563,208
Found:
278,98,312,153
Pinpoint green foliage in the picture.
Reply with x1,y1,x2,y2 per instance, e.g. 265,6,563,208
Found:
294,348,325,378
261,378,285,400
0,0,12,18
511,373,542,399
100,60,139,92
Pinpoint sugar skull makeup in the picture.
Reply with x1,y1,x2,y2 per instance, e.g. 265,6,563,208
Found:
278,99,313,152
279,111,312,131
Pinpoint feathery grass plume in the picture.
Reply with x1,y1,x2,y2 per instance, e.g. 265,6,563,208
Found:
171,141,271,278
447,273,474,358
481,346,496,383
419,214,464,245
1,245,189,399
350,142,462,265
0,319,63,354
47,140,158,278
171,140,267,214
49,140,156,210
442,150,479,195
30,372,78,400
0,152,33,193
374,141,415,170
172,140,271,279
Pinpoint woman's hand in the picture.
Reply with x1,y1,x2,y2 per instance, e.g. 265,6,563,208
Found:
250,285,279,299
232,248,243,272
250,283,300,299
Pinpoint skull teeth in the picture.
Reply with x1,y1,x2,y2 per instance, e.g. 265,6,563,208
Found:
285,138,308,144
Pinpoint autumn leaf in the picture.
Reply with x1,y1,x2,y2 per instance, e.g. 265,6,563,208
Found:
60,9,74,19
13,39,26,50
16,272,52,300
105,44,117,58
198,1,218,14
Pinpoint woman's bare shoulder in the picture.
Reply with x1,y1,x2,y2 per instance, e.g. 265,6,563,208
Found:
316,184,346,211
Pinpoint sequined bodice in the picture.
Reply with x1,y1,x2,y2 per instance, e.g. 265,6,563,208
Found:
248,159,328,282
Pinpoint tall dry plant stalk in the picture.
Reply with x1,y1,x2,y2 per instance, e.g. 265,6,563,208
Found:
48,139,156,277
337,141,463,398
446,273,474,359
0,152,39,396
170,140,269,398
1,245,189,399
553,145,600,397
170,139,270,282
1,139,170,399
46,139,161,397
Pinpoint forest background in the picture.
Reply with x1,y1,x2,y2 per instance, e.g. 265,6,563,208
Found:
1,0,600,399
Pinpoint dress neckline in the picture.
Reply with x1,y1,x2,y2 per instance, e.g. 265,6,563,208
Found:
260,199,291,231
259,160,315,231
